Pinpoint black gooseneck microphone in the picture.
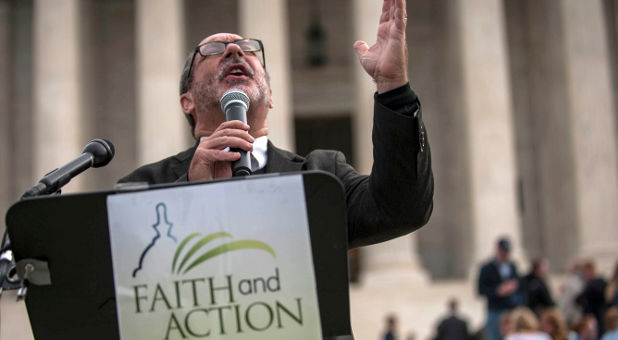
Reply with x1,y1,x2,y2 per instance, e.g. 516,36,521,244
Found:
220,89,252,177
1,139,114,295
22,138,115,197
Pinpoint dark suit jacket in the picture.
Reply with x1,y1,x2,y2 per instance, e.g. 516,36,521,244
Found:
119,98,434,248
383,331,396,340
478,260,521,310
522,273,554,314
436,315,469,340
576,277,608,333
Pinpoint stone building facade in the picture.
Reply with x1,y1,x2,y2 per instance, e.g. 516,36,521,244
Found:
1,0,617,283
2,1,618,339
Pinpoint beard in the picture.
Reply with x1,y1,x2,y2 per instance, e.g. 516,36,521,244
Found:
192,58,271,115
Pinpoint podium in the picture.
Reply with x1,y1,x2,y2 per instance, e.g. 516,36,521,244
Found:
6,171,354,340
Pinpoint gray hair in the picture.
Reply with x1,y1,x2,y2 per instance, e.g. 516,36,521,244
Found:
179,51,197,134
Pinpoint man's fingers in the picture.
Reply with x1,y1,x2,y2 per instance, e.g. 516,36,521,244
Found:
210,128,255,143
353,41,369,59
395,0,406,15
211,149,241,161
395,7,407,31
189,120,253,182
395,0,406,20
394,0,407,31
379,0,391,23
188,148,238,182
194,148,240,164
203,135,254,152
214,120,250,132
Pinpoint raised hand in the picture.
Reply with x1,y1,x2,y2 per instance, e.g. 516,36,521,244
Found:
354,0,408,94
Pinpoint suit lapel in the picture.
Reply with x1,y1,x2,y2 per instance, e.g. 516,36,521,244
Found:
265,141,304,173
171,144,197,180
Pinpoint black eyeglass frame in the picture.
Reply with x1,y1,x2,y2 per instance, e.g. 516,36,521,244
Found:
186,38,266,85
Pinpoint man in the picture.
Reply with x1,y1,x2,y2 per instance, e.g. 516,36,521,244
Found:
478,237,521,340
558,262,584,327
522,258,555,315
576,260,608,334
120,0,433,248
435,298,470,340
383,314,399,340
601,307,618,340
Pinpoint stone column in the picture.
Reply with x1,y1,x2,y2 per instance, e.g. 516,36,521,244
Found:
456,0,525,266
361,234,428,286
406,0,474,279
504,0,581,272
136,0,187,164
353,0,429,285
33,0,83,193
604,0,618,152
239,0,293,151
80,0,137,191
0,0,9,221
561,0,618,274
10,0,34,201
352,0,379,175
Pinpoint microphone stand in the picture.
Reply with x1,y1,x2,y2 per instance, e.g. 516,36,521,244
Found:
0,138,114,299
0,186,61,300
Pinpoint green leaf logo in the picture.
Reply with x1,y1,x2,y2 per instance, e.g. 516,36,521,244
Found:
172,232,276,274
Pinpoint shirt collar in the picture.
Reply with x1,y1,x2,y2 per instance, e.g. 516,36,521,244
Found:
251,136,268,171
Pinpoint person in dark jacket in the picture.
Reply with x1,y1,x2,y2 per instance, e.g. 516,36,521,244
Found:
435,298,470,340
576,260,607,334
383,314,399,340
478,237,522,340
606,262,618,308
522,258,555,315
119,0,434,250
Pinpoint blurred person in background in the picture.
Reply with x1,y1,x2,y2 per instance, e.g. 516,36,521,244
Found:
570,315,598,340
383,314,399,340
523,259,555,316
478,237,522,340
576,260,607,334
559,262,585,328
435,298,470,340
504,307,551,340
501,312,514,340
601,307,618,340
540,308,569,340
605,262,618,307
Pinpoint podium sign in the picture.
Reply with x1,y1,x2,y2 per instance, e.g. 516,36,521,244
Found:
107,175,322,339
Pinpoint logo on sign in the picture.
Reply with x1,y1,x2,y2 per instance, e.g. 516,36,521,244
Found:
130,202,306,339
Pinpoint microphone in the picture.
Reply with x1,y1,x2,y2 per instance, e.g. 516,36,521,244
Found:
220,89,252,177
22,138,115,197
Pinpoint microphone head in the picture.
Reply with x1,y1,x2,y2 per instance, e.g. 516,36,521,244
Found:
220,89,250,113
82,138,115,168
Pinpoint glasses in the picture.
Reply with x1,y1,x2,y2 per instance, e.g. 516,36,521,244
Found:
186,38,265,82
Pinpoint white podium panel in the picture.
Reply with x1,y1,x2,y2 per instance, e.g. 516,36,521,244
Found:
107,175,322,339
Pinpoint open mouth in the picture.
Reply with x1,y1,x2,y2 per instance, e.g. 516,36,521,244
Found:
222,63,252,80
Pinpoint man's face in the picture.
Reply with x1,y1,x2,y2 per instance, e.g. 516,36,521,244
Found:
497,247,510,262
190,33,271,113
582,265,595,281
537,259,549,277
